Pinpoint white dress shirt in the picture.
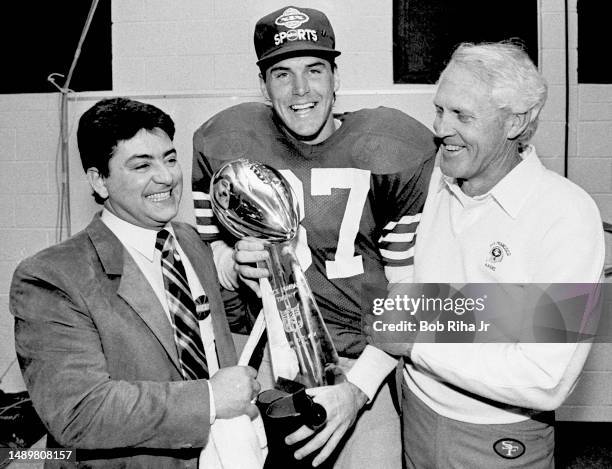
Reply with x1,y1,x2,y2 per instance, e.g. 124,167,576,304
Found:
100,209,217,422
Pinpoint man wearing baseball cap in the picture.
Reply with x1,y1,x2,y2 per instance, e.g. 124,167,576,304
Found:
192,6,437,468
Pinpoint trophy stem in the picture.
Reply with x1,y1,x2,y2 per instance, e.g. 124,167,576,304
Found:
292,261,325,384
265,242,339,387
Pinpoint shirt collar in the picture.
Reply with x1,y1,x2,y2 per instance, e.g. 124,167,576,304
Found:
437,145,544,218
100,209,174,261
488,145,544,218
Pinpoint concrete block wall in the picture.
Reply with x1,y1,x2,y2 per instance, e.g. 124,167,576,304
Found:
111,0,395,92
1,0,611,420
0,94,60,392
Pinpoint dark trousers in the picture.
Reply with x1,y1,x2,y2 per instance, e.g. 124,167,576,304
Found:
401,382,555,469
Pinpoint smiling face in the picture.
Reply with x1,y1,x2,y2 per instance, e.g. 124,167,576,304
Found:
260,56,340,145
433,64,520,196
87,127,182,230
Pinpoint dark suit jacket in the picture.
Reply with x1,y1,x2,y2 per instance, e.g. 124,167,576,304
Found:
10,216,238,468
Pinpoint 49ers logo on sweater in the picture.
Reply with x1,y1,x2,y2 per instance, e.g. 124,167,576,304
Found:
274,7,318,46
485,241,511,272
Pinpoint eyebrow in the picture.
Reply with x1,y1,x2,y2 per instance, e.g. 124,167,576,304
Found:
433,101,472,115
269,61,327,74
126,148,176,162
269,65,290,74
305,61,326,68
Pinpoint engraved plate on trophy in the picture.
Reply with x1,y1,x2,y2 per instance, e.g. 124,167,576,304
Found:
210,158,339,387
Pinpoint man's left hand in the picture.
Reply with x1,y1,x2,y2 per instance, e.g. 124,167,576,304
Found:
364,309,415,357
285,381,368,467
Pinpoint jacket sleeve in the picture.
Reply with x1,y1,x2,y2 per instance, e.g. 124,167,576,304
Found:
10,258,212,450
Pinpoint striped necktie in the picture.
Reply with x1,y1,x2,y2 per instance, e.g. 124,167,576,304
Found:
156,229,209,379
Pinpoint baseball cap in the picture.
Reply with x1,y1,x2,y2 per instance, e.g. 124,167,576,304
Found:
254,6,341,71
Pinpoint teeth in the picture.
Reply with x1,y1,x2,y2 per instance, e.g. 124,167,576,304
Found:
291,103,315,111
445,145,462,151
146,191,171,202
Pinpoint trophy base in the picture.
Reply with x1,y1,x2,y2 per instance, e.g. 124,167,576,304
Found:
257,377,339,469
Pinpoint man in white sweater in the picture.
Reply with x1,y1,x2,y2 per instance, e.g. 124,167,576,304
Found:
368,41,604,468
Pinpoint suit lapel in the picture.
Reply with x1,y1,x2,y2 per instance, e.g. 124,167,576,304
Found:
87,216,182,374
117,254,182,372
174,223,238,368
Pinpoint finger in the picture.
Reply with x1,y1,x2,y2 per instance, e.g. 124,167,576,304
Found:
245,366,258,378
245,403,260,420
249,406,261,420
312,426,346,467
227,274,240,289
219,272,239,291
236,264,270,279
285,425,315,445
234,252,269,267
293,425,333,460
218,278,235,291
235,239,268,252
304,386,329,398
252,379,261,397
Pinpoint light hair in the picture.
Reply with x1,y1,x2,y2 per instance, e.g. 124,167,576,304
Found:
442,40,548,144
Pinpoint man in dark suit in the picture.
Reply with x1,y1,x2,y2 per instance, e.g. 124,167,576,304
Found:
10,98,261,468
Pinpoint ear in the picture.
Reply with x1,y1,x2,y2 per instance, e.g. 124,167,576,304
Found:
506,110,531,140
333,67,340,93
259,73,270,101
86,168,109,201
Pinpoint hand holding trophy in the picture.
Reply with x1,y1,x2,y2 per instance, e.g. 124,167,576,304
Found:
210,159,340,436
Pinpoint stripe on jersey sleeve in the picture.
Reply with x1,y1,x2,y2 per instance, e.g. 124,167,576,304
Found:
378,214,421,267
193,191,220,240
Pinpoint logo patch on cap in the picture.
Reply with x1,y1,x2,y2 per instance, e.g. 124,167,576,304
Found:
275,7,309,29
493,438,525,459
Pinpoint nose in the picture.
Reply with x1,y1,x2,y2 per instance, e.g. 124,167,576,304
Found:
293,73,310,96
152,161,174,185
433,112,454,139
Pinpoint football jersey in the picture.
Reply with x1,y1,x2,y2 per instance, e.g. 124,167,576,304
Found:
193,103,436,356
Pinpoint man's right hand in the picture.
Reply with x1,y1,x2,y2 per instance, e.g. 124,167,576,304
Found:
210,365,260,419
233,238,270,296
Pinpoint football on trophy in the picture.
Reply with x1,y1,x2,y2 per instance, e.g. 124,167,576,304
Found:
209,158,299,242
